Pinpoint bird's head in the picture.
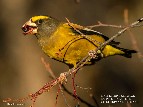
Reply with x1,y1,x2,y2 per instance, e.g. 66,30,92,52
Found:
22,16,49,35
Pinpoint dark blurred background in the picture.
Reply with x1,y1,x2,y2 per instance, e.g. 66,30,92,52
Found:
0,0,143,107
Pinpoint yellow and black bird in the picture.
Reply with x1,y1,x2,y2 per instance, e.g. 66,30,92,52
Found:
22,16,136,68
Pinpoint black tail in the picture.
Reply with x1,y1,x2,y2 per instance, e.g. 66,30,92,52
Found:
119,48,137,58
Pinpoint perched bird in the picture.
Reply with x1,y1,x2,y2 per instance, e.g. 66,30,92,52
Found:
22,16,136,68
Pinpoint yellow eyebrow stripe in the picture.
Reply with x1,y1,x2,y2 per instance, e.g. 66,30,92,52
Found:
31,16,49,22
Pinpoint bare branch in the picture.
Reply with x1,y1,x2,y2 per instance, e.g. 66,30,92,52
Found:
90,94,100,107
124,9,143,59
87,21,124,29
62,85,96,107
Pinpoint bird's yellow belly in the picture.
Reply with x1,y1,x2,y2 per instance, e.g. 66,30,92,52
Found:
63,38,97,66
38,34,101,67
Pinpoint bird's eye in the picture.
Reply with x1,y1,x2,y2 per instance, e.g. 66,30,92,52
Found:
38,19,42,24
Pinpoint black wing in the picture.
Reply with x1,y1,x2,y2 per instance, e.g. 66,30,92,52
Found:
71,27,120,46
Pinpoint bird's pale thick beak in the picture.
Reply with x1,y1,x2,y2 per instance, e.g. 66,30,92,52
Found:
22,20,38,35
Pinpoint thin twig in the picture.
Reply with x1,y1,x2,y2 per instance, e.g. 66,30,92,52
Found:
41,57,71,107
87,21,124,29
124,9,143,59
75,84,92,91
66,18,102,45
41,57,56,78
90,94,100,107
62,85,96,107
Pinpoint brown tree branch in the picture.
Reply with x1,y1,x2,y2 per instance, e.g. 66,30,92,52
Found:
87,21,124,29
124,9,143,59
90,94,100,107
62,85,96,107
